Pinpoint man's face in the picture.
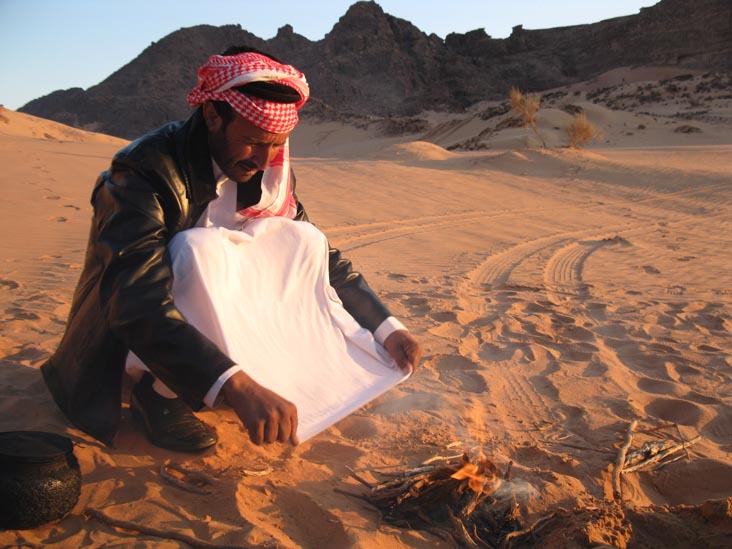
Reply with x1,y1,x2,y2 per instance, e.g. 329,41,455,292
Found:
203,102,290,184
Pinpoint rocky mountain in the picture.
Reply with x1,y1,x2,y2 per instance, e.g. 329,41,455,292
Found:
19,0,732,139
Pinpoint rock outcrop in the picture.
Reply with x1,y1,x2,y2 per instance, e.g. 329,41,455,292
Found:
20,0,732,138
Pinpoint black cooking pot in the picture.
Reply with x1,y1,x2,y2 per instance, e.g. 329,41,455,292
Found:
0,431,81,530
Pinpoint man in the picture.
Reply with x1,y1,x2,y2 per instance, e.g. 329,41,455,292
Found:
41,46,421,452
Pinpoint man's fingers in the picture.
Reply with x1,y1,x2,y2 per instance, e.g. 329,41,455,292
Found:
384,330,422,373
289,407,299,446
397,352,412,372
227,376,300,446
406,342,421,369
398,342,419,372
251,419,266,445
277,416,291,443
392,340,410,368
264,415,279,444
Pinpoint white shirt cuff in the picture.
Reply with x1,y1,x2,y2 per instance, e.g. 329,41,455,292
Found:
204,365,245,409
373,316,407,345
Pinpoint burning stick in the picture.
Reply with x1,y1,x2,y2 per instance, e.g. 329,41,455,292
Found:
422,453,465,465
501,510,560,547
447,507,480,547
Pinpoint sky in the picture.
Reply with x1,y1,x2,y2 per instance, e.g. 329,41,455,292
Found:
0,0,659,110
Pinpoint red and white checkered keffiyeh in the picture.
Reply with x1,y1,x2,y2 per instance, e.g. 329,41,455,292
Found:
187,52,309,134
237,139,297,220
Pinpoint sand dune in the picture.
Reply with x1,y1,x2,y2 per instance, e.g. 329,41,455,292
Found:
1,83,731,548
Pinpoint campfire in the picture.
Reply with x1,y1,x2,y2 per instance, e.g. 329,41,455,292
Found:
340,452,529,547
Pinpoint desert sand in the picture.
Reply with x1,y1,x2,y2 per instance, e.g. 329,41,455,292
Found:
1,67,731,548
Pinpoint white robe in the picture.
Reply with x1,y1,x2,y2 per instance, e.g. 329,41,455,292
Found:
127,178,407,442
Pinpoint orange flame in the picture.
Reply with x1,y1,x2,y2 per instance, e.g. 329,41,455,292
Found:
450,457,500,495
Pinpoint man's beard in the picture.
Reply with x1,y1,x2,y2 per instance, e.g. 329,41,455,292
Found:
209,138,259,184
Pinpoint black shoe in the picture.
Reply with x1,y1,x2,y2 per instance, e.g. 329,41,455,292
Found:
130,374,217,452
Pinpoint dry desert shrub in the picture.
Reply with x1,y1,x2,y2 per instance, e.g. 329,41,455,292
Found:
674,124,702,134
565,113,600,148
509,87,546,147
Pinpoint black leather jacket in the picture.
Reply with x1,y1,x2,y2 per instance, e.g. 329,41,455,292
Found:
41,109,392,445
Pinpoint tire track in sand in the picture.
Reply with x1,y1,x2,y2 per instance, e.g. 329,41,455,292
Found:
326,177,730,255
543,238,624,303
456,220,647,319
325,199,636,253
543,209,731,304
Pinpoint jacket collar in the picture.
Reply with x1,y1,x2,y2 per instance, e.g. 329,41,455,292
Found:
176,108,218,207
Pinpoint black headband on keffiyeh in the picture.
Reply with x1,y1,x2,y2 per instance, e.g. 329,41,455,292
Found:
187,51,310,134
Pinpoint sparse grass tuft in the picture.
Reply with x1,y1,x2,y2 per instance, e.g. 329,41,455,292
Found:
565,113,599,148
509,87,546,147
674,124,702,134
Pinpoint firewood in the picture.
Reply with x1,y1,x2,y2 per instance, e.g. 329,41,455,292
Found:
674,423,692,461
448,507,480,547
622,435,701,473
346,466,375,488
613,420,637,502
340,452,533,547
159,460,214,495
84,508,250,549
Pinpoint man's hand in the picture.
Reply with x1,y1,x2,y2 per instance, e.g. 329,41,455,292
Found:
383,330,422,374
222,370,299,446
